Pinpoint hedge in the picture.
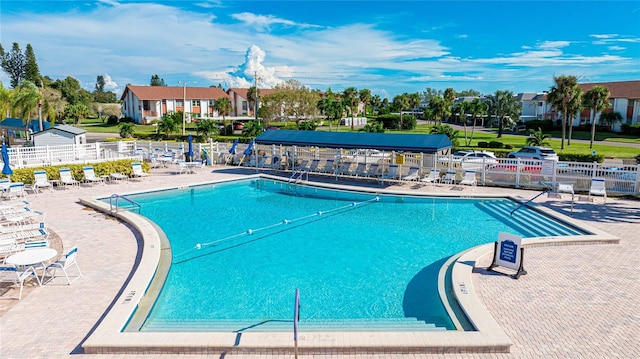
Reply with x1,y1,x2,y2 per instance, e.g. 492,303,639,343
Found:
2,159,150,184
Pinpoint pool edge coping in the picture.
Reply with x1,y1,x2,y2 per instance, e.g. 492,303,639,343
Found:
78,174,619,355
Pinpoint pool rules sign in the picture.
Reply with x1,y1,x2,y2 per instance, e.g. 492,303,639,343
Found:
488,232,527,279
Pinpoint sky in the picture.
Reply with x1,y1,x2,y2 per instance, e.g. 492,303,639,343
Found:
1,0,639,99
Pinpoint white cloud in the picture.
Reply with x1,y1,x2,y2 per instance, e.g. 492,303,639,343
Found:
231,12,318,31
608,46,626,51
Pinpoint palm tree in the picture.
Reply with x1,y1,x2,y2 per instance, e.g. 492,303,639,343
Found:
247,86,259,118
427,96,447,125
118,122,135,138
526,127,551,147
486,90,520,138
392,93,409,130
547,75,581,149
454,101,470,145
342,87,358,131
213,97,233,132
158,112,179,139
408,92,421,121
12,80,40,120
358,88,371,116
582,85,610,149
0,82,13,119
443,88,456,122
195,119,218,139
467,98,487,146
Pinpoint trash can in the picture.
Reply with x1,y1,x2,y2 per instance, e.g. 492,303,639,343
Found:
184,152,192,162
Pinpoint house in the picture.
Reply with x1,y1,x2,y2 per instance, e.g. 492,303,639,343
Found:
32,125,87,146
120,85,230,124
577,80,640,129
516,92,552,122
226,88,276,117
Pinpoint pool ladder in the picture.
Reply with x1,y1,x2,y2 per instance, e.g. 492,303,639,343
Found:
510,190,549,216
289,170,308,183
109,194,141,215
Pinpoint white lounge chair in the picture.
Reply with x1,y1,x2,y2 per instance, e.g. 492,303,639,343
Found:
351,162,368,177
82,166,105,186
4,183,26,200
0,264,41,299
442,171,457,185
380,164,400,182
319,159,335,173
305,159,321,172
367,163,380,177
420,169,440,184
336,161,353,175
110,172,129,182
31,170,53,193
459,170,477,187
58,168,80,188
557,183,574,199
589,178,607,202
131,162,150,179
44,246,82,285
401,166,420,181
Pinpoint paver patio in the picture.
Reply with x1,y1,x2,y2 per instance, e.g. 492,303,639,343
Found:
0,165,638,358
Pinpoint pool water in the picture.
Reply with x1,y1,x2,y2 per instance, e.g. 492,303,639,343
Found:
121,179,586,332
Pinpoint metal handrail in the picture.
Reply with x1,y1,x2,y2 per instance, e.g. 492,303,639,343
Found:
109,194,141,214
510,190,549,216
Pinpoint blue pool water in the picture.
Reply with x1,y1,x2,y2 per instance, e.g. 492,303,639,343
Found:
119,179,587,332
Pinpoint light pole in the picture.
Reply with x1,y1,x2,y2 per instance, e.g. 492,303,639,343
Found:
254,71,261,126
179,81,187,135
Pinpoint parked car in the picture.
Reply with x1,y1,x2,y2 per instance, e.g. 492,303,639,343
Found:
507,146,559,161
459,151,498,169
347,149,389,163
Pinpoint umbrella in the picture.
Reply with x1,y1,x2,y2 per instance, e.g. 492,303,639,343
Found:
1,144,13,180
187,134,194,162
229,139,238,154
244,140,254,156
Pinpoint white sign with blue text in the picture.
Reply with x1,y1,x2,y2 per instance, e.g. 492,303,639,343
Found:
493,232,523,271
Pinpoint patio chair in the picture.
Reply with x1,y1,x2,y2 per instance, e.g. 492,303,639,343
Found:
459,170,477,187
31,170,53,193
4,183,26,200
58,168,80,188
336,161,353,175
421,169,440,184
0,238,19,256
294,159,309,171
82,166,105,186
556,183,574,199
109,172,129,182
23,239,50,250
43,246,82,285
401,166,420,181
350,162,368,177
379,164,400,182
305,159,321,172
131,162,150,180
0,264,41,299
319,159,335,174
367,163,380,177
588,178,607,203
441,171,457,185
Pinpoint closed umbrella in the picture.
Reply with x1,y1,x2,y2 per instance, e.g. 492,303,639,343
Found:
229,139,238,154
187,134,194,162
239,139,254,166
1,144,13,181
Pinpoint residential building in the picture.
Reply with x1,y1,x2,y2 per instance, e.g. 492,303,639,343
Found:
226,88,276,117
577,80,640,129
120,85,230,124
516,92,552,122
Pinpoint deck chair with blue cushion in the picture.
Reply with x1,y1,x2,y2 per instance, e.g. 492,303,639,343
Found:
82,166,105,186
44,246,82,285
421,169,440,184
459,170,477,187
401,166,420,181
441,171,457,185
379,164,400,182
59,168,80,188
131,162,150,180
0,264,41,299
589,178,607,203
31,170,53,194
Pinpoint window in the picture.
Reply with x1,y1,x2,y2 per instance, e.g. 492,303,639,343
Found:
162,99,166,105
242,101,248,111
176,99,183,107
192,100,200,107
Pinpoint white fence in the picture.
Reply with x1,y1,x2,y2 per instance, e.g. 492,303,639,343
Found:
5,140,639,196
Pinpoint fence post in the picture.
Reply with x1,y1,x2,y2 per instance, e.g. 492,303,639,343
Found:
515,158,521,188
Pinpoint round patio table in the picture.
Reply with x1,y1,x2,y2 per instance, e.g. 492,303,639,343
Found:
6,248,58,267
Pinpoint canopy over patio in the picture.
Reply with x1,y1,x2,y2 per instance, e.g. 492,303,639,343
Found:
255,130,452,153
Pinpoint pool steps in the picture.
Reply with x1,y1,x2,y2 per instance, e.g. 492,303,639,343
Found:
476,200,581,237
143,318,447,332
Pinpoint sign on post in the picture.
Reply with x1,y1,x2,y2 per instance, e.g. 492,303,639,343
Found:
487,232,527,279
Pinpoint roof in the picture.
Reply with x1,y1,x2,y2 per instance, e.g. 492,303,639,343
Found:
121,85,230,101
0,118,51,132
255,130,452,153
227,88,277,100
578,80,640,99
33,124,86,136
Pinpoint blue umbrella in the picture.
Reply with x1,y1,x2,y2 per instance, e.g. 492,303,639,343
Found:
229,139,238,154
187,134,194,161
244,140,254,156
1,144,12,180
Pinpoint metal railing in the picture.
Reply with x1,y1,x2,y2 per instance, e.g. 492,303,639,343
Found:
109,194,141,215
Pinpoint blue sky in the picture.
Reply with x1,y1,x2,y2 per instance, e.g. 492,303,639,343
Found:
1,0,639,99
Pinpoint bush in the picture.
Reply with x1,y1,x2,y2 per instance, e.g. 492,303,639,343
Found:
6,160,149,184
488,141,504,149
119,116,135,123
558,153,604,163
505,144,513,149
525,119,554,131
478,141,489,148
107,115,119,125
621,124,640,136
297,121,318,131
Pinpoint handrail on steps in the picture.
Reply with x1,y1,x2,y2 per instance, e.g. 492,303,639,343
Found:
510,190,549,216
289,170,307,183
109,194,141,214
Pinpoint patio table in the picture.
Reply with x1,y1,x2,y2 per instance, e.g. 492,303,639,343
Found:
6,248,58,281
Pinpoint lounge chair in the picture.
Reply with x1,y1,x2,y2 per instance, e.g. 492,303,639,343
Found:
351,162,368,177
459,170,477,187
441,171,457,185
294,159,309,171
401,166,420,181
4,183,26,200
379,164,400,182
31,170,53,193
44,246,82,285
589,178,607,202
556,183,574,199
131,162,150,179
305,159,321,173
336,161,353,175
319,159,335,174
0,264,41,299
367,163,380,177
82,166,105,186
421,169,440,184
110,172,129,182
58,168,80,188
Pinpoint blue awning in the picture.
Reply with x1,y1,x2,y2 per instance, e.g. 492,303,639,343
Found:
255,130,451,153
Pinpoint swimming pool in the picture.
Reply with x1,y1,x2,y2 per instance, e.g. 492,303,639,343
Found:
119,178,587,332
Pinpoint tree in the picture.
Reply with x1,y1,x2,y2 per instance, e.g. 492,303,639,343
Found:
0,82,12,119
392,93,409,130
317,89,345,131
158,112,179,138
370,94,381,115
12,80,40,122
526,127,551,147
51,76,93,106
150,75,166,86
358,88,371,116
454,101,470,145
195,119,218,138
427,96,448,124
0,42,26,88
241,120,263,138
23,44,41,85
486,90,520,138
457,89,482,97
547,75,582,149
342,87,358,131
430,123,459,148
422,87,443,103
213,97,232,130
65,102,89,124
443,87,456,121
93,75,118,103
247,86,259,117
118,122,135,138
407,92,421,120
582,85,610,149
467,98,487,146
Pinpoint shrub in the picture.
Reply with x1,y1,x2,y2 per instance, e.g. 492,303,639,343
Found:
621,124,640,136
505,144,513,149
107,115,119,125
477,141,489,148
558,153,604,163
488,141,504,149
119,116,135,123
525,119,554,131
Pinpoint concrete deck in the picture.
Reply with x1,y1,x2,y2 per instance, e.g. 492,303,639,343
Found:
0,165,638,358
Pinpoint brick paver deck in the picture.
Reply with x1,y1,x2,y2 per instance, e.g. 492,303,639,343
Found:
0,165,638,358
